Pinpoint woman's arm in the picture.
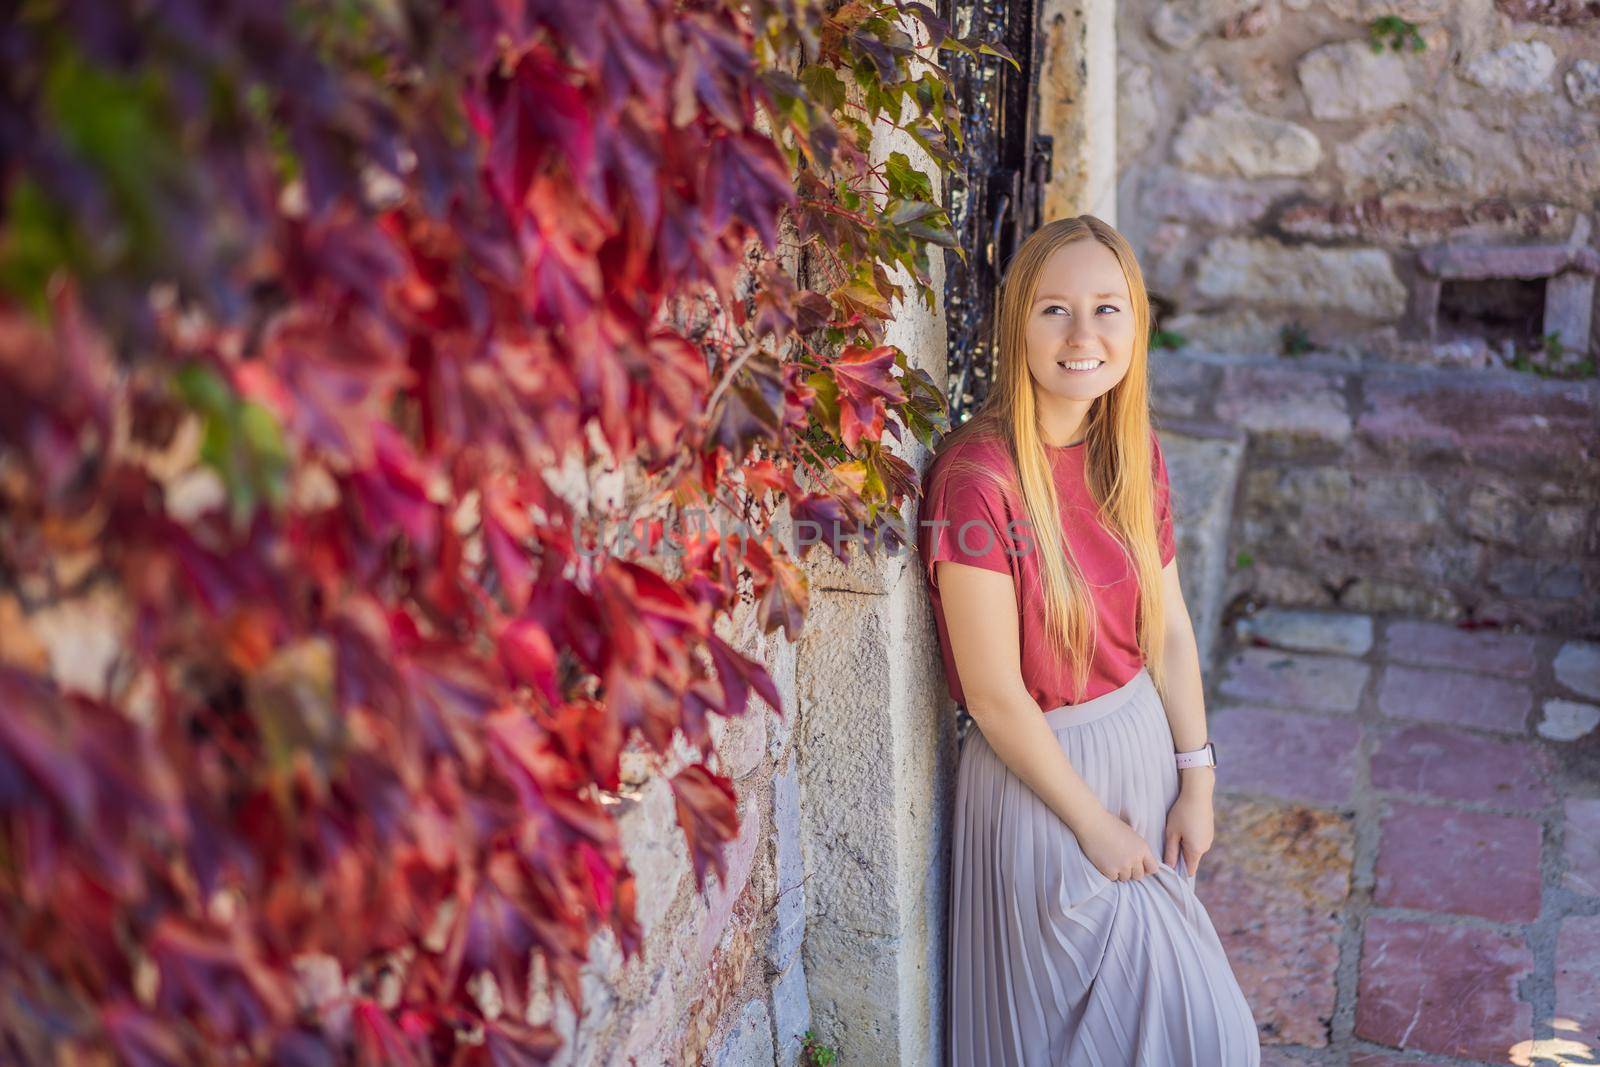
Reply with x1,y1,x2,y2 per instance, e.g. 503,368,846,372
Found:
936,559,1109,834
1153,555,1216,797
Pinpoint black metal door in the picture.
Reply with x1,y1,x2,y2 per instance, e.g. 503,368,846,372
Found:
941,0,1050,424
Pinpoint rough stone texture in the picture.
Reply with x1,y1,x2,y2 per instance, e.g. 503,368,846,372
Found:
794,575,953,1066
1216,647,1371,714
1458,40,1557,95
1546,269,1596,354
1356,371,1600,479
1213,364,1353,453
1160,426,1247,673
1137,165,1289,228
1376,664,1533,733
1567,58,1600,106
1325,0,1450,17
1370,721,1555,810
1564,797,1600,897
1537,698,1600,741
1354,917,1534,1062
1554,915,1600,1030
1277,195,1573,247
1173,106,1322,178
1193,238,1406,318
1372,800,1543,921
619,777,692,939
1199,796,1354,1047
1118,57,1159,159
1209,705,1362,807
1333,119,1478,195
766,752,805,972
1038,0,1119,223
1296,40,1414,119
706,997,774,1067
1554,640,1600,700
1382,619,1538,677
1235,608,1374,657
769,958,812,1067
1149,0,1258,50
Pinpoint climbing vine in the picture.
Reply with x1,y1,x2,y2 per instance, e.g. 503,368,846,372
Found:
0,0,1007,1061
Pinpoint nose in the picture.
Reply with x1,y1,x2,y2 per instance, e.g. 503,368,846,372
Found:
1067,314,1096,347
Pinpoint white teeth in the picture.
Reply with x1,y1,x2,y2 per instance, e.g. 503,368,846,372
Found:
1059,359,1101,370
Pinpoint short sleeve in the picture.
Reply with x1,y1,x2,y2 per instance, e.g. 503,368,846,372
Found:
918,467,1016,590
1153,433,1177,566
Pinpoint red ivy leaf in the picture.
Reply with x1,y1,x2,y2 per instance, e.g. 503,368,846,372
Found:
833,344,907,452
705,632,780,718
668,762,739,891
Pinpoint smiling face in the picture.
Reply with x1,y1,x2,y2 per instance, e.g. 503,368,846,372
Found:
1021,238,1136,410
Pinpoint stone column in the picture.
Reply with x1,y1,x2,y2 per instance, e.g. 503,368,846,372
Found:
1037,0,1118,222
789,32,958,1061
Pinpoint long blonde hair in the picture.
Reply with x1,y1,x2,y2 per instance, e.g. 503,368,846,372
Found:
929,215,1169,704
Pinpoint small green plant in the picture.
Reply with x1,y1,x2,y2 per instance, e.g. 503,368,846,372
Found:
1369,15,1425,53
1279,321,1313,357
801,1029,840,1065
1150,328,1188,351
1505,333,1599,380
1235,550,1256,569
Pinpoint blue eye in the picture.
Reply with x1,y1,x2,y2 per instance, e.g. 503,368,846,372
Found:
1043,304,1120,315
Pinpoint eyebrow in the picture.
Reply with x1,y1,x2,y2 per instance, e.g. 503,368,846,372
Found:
1034,292,1126,302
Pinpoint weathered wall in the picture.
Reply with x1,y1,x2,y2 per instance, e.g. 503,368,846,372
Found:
1116,0,1600,635
1118,0,1599,361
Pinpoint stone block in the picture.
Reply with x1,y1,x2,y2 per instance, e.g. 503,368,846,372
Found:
1277,195,1572,248
1356,370,1600,480
1537,699,1600,742
1370,722,1555,810
1149,0,1260,51
770,958,813,1067
766,751,806,972
693,791,765,970
1458,40,1557,96
1354,917,1534,1062
1383,619,1538,677
1297,40,1413,119
1555,915,1600,1033
1373,800,1543,922
1376,664,1532,734
1567,58,1600,107
1161,425,1248,673
1195,239,1405,318
1216,647,1371,714
1417,241,1600,280
1199,796,1354,1047
1172,106,1321,178
707,997,774,1067
1214,363,1353,454
1210,705,1362,808
619,776,691,939
1546,270,1596,354
1554,640,1600,701
1563,797,1600,897
1235,608,1373,657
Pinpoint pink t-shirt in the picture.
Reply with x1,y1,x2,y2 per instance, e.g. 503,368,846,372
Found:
916,429,1177,712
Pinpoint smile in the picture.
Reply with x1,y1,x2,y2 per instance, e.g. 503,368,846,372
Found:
1057,359,1103,371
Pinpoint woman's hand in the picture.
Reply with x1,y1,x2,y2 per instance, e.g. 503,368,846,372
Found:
1163,787,1216,876
1077,808,1160,882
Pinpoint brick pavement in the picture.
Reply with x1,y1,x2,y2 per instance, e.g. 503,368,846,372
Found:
1194,610,1600,1066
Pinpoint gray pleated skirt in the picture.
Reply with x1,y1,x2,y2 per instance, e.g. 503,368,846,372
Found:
948,666,1261,1067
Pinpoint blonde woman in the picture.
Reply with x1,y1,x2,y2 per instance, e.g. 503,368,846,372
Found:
917,216,1260,1065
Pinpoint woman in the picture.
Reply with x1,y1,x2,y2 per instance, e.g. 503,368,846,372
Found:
917,216,1260,1066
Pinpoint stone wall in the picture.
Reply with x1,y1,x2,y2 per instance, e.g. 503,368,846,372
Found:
1118,0,1599,363
1118,0,1600,637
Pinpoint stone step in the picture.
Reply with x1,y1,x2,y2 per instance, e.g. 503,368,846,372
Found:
1156,417,1249,677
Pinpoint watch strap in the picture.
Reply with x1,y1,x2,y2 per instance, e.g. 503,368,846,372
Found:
1175,741,1216,769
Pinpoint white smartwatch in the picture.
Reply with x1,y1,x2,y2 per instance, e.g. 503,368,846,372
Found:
1175,741,1217,770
